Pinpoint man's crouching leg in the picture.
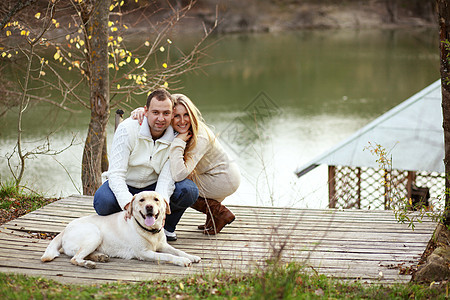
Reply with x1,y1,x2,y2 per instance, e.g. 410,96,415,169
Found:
164,179,199,241
93,181,122,216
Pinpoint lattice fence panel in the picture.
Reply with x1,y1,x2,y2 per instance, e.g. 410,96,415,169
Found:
333,166,359,209
330,166,445,210
415,171,445,209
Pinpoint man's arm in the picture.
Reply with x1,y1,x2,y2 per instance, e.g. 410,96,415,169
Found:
155,160,175,202
108,122,134,209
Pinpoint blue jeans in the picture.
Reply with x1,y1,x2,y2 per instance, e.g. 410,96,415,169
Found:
93,179,199,233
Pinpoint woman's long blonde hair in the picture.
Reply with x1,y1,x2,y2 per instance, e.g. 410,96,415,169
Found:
172,94,207,162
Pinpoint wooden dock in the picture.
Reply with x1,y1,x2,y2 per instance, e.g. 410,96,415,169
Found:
0,195,437,285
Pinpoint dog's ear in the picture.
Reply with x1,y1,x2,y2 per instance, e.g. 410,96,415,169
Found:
164,198,171,215
124,195,135,219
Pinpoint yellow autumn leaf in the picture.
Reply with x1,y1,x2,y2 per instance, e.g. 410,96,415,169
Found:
111,27,118,32
134,58,139,64
7,53,12,58
6,31,11,37
79,40,84,46
54,52,60,60
162,63,167,68
1,52,6,57
126,56,131,63
109,4,115,11
144,41,150,47
39,70,46,76
159,46,165,52
52,19,57,24
117,84,121,89
163,81,168,87
119,61,126,67
108,21,114,27
68,66,72,70
117,36,123,43
167,39,172,44
20,30,26,36
66,34,70,40
123,24,128,29
120,1,124,6
35,13,41,19
108,63,114,69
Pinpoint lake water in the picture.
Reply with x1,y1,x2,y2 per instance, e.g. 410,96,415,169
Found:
0,28,440,208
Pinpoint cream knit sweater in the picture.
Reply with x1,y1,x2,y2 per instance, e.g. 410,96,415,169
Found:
105,117,175,209
169,126,240,201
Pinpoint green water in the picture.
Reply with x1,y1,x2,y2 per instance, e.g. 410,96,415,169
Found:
0,28,440,207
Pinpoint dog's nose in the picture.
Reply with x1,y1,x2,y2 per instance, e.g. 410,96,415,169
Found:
145,205,154,214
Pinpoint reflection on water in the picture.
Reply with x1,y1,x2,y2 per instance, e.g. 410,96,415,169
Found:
0,28,439,208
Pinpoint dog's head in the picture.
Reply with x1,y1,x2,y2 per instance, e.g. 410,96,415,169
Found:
125,191,170,230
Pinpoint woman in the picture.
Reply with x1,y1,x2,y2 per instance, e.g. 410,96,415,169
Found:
132,94,241,235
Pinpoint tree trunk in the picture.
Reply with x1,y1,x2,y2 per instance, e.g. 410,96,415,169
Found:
438,0,450,226
81,0,111,195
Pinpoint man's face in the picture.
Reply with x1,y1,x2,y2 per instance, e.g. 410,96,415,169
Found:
145,97,173,139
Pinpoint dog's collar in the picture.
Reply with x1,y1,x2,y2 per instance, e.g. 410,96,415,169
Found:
134,218,162,234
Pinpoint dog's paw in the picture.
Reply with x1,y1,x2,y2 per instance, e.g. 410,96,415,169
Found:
84,261,97,269
97,254,110,262
175,257,193,267
189,255,201,263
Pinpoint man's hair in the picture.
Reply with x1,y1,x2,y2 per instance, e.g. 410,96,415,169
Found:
146,88,174,108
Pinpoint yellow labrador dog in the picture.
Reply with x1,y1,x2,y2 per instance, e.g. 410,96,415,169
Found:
41,191,201,268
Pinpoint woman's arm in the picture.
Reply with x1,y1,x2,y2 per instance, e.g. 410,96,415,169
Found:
169,135,211,182
130,107,145,125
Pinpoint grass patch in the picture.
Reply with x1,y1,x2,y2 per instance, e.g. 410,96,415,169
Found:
0,180,58,225
0,263,448,299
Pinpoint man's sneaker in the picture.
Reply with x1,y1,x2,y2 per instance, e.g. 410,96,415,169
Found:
164,229,177,241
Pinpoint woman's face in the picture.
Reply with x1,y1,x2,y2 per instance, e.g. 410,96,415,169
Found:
172,104,191,134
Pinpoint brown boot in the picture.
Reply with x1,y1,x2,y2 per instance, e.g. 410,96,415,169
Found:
191,197,212,230
203,199,235,235
197,213,212,230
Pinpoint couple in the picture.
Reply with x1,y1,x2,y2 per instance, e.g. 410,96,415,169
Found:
93,88,241,241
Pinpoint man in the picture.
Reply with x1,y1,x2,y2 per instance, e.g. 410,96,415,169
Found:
93,88,199,241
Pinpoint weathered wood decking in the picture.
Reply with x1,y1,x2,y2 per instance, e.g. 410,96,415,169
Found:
0,195,437,285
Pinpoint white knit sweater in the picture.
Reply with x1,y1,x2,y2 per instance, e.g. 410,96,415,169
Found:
105,117,175,209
